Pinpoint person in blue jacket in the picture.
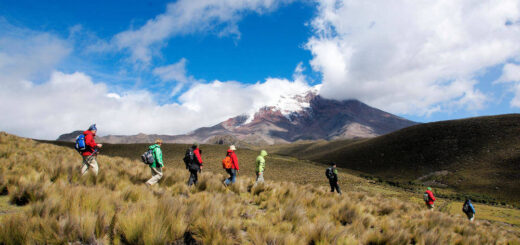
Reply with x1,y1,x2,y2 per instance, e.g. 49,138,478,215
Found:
462,198,476,221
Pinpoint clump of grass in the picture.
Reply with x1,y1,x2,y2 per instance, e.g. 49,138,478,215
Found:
0,215,31,245
9,179,47,206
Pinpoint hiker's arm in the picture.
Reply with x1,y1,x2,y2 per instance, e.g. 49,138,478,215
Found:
156,148,164,166
194,150,203,165
232,154,239,170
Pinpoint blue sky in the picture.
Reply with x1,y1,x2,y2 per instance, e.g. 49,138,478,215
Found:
1,0,520,139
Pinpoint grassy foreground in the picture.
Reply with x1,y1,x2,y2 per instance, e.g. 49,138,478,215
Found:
1,133,520,244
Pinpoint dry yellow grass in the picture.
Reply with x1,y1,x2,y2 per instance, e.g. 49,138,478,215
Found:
1,132,519,244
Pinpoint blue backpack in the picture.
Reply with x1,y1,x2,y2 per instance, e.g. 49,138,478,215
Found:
75,134,86,153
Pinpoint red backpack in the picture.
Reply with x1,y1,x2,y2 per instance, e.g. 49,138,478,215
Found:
222,156,233,169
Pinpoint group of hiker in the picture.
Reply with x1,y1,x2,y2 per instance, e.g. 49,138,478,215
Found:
423,186,476,221
75,124,267,187
75,124,477,221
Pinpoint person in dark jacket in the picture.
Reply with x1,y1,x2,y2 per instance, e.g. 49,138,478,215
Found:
186,143,203,186
224,145,239,186
326,163,341,194
81,124,102,176
463,198,476,221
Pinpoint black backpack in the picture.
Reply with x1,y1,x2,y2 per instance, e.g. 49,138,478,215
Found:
183,148,197,170
463,202,470,213
325,167,334,179
141,149,155,165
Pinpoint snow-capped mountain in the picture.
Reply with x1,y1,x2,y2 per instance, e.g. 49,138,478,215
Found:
57,89,417,145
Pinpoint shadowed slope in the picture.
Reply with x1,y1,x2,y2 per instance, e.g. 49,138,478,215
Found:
271,114,520,203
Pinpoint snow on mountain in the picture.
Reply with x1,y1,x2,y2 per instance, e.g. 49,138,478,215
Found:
243,85,320,124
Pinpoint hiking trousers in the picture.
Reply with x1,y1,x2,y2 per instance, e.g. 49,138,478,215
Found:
81,155,99,176
224,168,237,185
146,167,163,186
426,203,435,210
329,180,341,194
188,169,199,186
256,171,264,183
465,212,475,221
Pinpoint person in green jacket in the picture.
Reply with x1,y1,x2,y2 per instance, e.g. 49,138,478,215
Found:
146,139,164,186
255,150,268,183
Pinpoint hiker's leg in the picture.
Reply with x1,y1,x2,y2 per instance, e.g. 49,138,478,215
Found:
194,171,198,184
231,169,236,183
258,172,264,183
224,169,230,185
90,157,99,176
188,171,195,186
329,181,335,192
147,167,162,185
466,212,475,221
335,182,342,194
81,156,89,176
146,168,155,185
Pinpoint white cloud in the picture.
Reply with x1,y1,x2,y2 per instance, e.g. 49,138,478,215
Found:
495,63,520,108
0,69,311,140
0,21,72,83
511,83,520,107
307,0,520,116
496,63,520,83
113,0,293,63
153,58,200,84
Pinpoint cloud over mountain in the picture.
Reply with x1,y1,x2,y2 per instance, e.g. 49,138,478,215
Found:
307,0,520,116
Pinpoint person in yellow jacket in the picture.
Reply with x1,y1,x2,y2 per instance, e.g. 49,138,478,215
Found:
255,150,268,183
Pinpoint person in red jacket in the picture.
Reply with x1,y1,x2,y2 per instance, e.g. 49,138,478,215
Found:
187,143,203,186
424,187,436,210
224,145,239,186
81,124,102,176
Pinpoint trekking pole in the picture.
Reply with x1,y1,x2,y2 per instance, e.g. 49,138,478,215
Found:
84,149,99,164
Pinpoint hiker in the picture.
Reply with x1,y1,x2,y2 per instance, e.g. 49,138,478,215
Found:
224,145,239,186
424,187,436,210
81,124,102,176
184,143,203,186
145,139,164,186
463,198,476,221
255,150,268,183
325,162,341,194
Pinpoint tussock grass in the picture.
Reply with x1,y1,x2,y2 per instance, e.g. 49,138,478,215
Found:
1,132,520,244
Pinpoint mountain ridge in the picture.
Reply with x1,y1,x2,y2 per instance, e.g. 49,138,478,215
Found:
58,92,417,145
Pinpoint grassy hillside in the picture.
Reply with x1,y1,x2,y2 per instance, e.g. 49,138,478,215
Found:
269,114,520,204
3,133,520,244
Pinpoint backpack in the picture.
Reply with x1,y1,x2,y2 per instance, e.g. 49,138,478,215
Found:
141,149,155,165
423,192,430,202
75,134,86,153
325,167,334,179
184,148,199,171
463,202,470,213
222,156,233,169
